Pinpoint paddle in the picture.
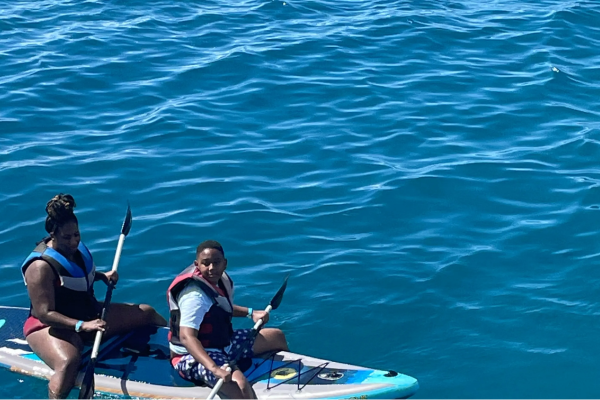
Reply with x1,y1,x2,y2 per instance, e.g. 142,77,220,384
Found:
206,274,289,400
78,204,133,399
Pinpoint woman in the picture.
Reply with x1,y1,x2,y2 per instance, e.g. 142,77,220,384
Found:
21,193,167,399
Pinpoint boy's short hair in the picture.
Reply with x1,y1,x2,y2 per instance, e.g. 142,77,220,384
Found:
196,240,225,258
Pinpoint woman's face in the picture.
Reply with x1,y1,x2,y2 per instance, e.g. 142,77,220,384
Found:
53,221,81,257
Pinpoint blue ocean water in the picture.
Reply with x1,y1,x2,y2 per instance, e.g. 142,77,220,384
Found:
2,0,600,398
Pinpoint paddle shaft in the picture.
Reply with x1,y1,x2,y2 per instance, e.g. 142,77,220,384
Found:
78,205,132,400
206,307,271,400
89,232,126,359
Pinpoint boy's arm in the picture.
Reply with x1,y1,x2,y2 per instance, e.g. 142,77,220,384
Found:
177,286,232,382
179,327,229,380
232,304,269,324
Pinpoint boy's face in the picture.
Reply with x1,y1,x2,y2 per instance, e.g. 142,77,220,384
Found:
194,247,227,284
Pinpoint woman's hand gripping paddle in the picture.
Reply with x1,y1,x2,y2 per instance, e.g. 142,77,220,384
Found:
78,205,133,399
206,275,289,400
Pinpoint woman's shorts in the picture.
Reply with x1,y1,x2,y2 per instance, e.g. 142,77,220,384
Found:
23,316,48,337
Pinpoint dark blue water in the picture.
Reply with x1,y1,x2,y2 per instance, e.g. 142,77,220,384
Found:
2,0,600,398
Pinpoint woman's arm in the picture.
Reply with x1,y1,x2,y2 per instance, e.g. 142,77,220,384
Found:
25,260,80,329
94,271,106,282
25,260,106,332
94,270,119,285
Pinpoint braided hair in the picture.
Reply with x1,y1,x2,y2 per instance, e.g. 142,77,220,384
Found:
45,193,78,235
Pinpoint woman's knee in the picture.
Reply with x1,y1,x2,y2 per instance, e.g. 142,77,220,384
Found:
54,352,81,375
138,303,153,313
113,303,165,326
139,304,167,326
28,329,82,374
140,304,157,323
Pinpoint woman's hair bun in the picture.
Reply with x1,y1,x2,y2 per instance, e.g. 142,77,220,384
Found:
45,193,77,234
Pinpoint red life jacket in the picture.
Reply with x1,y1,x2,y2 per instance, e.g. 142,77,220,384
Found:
167,265,234,349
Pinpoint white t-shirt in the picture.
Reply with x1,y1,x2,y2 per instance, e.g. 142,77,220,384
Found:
169,281,234,354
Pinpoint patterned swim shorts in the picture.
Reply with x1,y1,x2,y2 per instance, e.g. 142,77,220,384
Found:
173,329,255,387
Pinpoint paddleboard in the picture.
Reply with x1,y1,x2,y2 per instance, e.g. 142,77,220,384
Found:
0,306,419,399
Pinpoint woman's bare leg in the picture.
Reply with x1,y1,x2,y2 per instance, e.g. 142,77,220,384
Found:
26,327,83,399
103,303,167,337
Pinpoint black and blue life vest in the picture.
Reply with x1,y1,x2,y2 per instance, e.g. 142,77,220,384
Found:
20,239,99,321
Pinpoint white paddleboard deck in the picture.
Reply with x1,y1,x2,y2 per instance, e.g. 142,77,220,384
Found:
0,306,419,399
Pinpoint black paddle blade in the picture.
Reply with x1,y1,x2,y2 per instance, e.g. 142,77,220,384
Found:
270,274,289,310
78,363,95,399
121,203,132,236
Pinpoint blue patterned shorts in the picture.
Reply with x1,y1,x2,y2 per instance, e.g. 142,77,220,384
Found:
173,329,255,387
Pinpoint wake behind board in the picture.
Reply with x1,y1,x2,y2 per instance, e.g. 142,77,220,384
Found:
0,306,419,399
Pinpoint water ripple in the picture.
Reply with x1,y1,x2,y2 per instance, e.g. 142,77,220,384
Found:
2,0,600,398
